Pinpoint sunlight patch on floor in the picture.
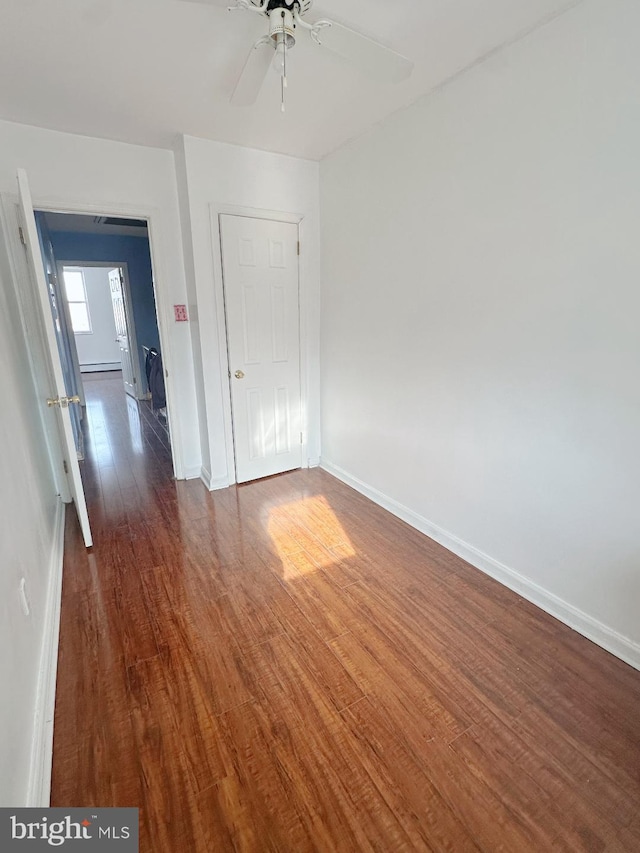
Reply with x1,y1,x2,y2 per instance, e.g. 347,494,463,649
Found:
267,495,355,580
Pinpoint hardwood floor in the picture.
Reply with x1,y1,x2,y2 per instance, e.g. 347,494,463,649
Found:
52,373,640,851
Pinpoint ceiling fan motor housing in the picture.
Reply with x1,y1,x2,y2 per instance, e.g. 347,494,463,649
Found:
269,7,296,46
252,0,313,16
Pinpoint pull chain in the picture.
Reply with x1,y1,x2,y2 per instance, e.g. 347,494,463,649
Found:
281,10,286,113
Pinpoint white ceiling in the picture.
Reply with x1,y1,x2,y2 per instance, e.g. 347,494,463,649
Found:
0,0,580,160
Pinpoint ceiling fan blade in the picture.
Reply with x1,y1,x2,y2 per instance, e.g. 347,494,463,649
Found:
313,21,413,84
231,39,273,106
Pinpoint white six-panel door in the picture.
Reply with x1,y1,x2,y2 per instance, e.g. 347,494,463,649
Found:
17,169,93,547
220,215,302,484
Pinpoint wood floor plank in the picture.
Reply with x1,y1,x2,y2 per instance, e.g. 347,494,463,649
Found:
340,698,479,853
126,656,202,852
51,373,640,852
209,700,325,852
329,626,475,744
145,646,229,794
511,704,640,832
248,628,365,714
250,682,417,852
448,712,635,852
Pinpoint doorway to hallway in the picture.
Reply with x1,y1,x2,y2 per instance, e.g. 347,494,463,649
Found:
34,210,176,522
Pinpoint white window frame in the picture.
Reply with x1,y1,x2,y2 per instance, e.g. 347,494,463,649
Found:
63,266,92,335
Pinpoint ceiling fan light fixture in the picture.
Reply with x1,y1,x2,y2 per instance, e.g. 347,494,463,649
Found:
267,9,296,111
272,33,293,74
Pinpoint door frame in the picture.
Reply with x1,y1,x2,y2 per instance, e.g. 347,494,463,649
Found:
19,197,182,479
56,260,144,398
210,204,309,488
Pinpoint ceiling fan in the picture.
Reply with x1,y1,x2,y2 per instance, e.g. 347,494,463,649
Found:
179,0,414,111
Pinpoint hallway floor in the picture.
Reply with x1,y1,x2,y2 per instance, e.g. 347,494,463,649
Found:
51,375,640,851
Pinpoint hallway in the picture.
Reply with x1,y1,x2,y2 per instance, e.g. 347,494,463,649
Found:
51,375,640,851
78,371,172,526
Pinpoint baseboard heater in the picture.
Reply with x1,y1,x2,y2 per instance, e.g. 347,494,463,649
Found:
80,362,122,373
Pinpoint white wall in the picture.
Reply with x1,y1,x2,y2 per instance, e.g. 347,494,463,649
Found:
176,136,321,488
71,266,121,369
0,119,201,478
320,0,640,666
0,212,60,805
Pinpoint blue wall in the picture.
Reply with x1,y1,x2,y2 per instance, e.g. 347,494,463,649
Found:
48,231,160,391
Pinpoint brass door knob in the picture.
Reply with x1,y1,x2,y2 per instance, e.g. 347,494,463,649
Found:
47,395,81,408
234,370,245,380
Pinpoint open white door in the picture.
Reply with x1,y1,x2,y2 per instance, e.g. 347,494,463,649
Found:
109,267,136,398
220,214,302,483
17,169,93,547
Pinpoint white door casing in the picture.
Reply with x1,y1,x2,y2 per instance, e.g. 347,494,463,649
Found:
17,169,93,548
109,267,136,398
220,214,302,484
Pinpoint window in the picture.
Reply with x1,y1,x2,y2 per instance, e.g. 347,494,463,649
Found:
63,268,92,334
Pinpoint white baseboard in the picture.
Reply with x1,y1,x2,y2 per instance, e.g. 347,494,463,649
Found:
79,363,122,373
321,459,640,672
210,474,231,491
27,499,66,807
181,465,203,481
199,467,231,491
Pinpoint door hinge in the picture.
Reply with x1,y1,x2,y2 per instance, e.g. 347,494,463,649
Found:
133,377,137,385
18,226,26,247
63,459,69,474
297,241,300,256
300,432,303,444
